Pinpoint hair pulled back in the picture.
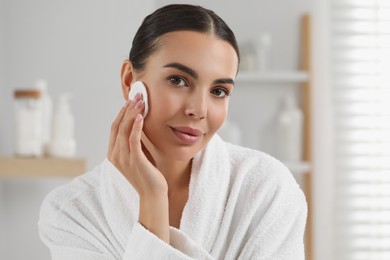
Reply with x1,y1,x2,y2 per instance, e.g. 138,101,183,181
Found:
129,4,240,71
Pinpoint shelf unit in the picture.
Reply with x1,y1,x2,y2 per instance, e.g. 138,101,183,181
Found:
0,157,86,178
283,161,311,176
236,71,311,177
301,14,313,260
235,15,313,260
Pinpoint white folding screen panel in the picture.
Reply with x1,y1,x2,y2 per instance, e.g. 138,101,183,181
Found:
331,0,390,259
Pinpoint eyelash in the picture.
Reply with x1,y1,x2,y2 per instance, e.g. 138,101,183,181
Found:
168,75,231,98
169,75,188,87
212,88,230,98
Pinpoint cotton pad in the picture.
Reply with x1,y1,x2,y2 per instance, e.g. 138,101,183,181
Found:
128,81,149,118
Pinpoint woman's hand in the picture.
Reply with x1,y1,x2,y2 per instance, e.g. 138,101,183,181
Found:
107,93,170,242
107,93,167,196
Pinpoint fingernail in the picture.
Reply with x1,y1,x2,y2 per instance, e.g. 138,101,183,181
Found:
124,99,132,107
135,99,144,109
135,113,143,122
134,92,141,101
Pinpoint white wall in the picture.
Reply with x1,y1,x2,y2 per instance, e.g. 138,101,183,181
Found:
0,0,5,149
1,178,69,259
0,0,6,256
0,1,154,259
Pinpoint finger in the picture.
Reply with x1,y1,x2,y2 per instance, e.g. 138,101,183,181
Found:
118,95,144,156
129,113,144,159
118,112,135,157
141,137,156,166
107,100,131,158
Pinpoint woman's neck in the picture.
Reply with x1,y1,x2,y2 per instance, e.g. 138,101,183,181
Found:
141,140,191,191
155,157,192,191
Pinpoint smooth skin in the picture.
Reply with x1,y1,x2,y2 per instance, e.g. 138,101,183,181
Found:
107,31,239,244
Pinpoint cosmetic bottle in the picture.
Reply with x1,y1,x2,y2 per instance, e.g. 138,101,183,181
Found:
257,32,272,72
35,79,52,155
276,95,303,162
14,89,44,157
239,42,257,72
48,94,76,158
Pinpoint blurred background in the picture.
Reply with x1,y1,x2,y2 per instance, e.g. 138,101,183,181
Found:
1,0,389,259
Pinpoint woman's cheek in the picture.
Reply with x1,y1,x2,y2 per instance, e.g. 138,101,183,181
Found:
210,103,228,132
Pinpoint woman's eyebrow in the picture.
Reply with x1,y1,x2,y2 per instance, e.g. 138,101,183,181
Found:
214,78,235,86
164,63,198,79
164,62,235,86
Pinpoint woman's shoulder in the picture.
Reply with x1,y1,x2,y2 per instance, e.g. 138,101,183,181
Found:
39,161,106,223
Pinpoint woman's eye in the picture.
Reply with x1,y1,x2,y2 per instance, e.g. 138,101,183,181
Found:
169,76,187,87
211,88,230,98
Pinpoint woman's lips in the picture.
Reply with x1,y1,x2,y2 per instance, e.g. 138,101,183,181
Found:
170,126,203,145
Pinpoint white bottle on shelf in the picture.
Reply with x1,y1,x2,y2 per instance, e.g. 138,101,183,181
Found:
48,94,76,158
276,95,303,162
257,32,272,72
35,79,52,155
14,89,44,157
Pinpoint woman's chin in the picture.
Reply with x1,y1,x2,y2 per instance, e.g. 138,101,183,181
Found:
164,147,199,162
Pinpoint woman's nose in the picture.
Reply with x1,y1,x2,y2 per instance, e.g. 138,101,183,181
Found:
184,90,207,119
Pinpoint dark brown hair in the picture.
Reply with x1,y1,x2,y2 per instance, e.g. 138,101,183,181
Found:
129,4,240,71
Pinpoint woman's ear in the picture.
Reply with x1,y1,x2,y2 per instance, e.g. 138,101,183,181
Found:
120,59,134,101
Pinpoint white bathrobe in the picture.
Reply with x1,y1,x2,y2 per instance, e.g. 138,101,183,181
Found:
38,134,307,259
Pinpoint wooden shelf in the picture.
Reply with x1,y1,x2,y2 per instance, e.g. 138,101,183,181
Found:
0,157,86,178
236,71,309,83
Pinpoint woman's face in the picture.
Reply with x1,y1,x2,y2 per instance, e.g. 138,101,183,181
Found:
135,31,238,161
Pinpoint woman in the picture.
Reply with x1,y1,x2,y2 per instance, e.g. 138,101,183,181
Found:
39,4,307,259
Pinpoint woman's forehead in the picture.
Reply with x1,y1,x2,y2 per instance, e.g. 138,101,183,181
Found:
150,31,239,77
